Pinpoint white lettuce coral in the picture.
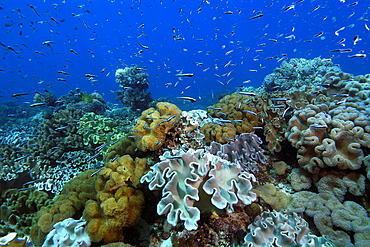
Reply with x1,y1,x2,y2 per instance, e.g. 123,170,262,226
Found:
140,148,256,231
244,210,332,247
42,218,91,247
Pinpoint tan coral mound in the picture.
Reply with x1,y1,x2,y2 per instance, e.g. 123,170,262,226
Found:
131,102,181,152
83,155,147,243
286,103,370,173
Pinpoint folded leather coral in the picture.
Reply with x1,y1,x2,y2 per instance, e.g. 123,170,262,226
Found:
42,218,91,247
286,103,370,173
243,210,332,246
140,148,256,231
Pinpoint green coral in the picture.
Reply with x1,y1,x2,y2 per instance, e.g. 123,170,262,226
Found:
81,92,93,102
77,112,127,148
0,189,50,237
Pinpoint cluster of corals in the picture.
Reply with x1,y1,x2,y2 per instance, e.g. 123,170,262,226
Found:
286,102,370,173
30,170,97,246
30,154,147,246
244,210,332,246
287,173,370,247
140,148,256,231
202,90,310,153
115,65,153,111
130,102,182,152
263,57,341,92
60,88,107,115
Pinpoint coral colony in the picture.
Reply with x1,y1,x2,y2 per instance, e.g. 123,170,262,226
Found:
0,59,370,247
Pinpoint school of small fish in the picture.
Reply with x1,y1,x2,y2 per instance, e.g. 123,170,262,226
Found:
0,0,368,104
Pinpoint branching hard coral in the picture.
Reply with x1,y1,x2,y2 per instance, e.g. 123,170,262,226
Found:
33,150,102,194
140,148,256,231
244,210,333,247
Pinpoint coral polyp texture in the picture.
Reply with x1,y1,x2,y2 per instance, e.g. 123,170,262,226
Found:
243,210,332,247
140,148,256,231
131,102,182,152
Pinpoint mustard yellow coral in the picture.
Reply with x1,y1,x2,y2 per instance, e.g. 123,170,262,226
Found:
131,102,181,151
30,170,97,246
83,155,147,243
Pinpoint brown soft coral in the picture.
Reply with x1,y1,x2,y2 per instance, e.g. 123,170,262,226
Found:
201,91,309,152
286,103,370,173
83,155,147,243
131,102,181,151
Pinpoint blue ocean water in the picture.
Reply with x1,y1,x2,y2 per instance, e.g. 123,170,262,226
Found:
0,0,368,107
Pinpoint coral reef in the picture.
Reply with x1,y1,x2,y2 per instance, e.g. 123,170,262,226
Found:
243,210,332,246
42,218,91,247
115,65,153,111
140,148,256,231
1,58,370,247
130,102,182,152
